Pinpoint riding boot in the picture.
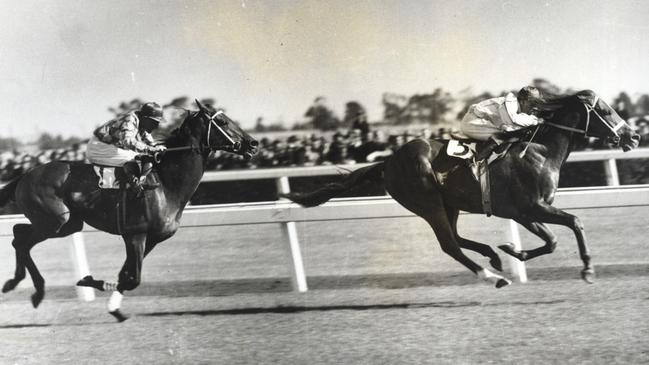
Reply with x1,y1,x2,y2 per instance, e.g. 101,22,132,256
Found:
474,136,501,162
139,160,160,190
122,160,145,197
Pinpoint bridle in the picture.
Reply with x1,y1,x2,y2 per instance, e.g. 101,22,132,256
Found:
163,109,240,156
205,110,241,151
544,95,626,140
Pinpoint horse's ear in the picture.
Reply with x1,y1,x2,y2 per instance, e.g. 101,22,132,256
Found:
195,99,206,112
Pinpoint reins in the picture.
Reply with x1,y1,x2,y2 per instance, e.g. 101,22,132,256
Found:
519,94,625,157
153,110,239,162
544,95,624,138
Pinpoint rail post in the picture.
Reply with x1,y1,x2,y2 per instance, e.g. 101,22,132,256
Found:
505,219,528,283
275,176,308,292
603,158,620,186
69,232,95,301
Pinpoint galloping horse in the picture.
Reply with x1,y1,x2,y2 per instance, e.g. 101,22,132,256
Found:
0,100,258,320
284,90,640,287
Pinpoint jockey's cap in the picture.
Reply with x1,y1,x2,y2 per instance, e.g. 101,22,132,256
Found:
139,102,168,125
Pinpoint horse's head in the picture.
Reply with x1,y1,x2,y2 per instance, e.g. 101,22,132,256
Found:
575,90,640,151
544,90,640,152
185,99,259,159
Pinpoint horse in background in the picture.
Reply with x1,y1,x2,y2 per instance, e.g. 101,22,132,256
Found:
284,90,640,287
0,100,258,321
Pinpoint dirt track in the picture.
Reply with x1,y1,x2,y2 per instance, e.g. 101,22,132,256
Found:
1,275,647,364
0,206,647,364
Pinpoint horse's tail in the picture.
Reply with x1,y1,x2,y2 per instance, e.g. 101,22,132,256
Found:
281,162,385,207
0,177,20,206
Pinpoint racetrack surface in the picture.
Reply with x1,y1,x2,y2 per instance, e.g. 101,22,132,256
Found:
1,277,647,364
0,205,647,364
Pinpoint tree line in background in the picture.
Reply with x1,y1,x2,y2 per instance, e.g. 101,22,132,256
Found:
3,78,649,151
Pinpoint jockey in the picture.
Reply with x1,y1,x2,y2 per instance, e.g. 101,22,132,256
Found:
460,86,543,161
86,102,168,196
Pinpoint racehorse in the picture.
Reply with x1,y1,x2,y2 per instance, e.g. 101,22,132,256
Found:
0,100,258,320
283,90,640,287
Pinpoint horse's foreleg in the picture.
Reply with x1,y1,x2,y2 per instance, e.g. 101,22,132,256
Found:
107,233,146,322
526,203,594,283
499,220,558,262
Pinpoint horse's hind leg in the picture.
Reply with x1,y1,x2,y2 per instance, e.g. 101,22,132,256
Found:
7,212,75,307
444,205,503,272
2,224,30,293
394,190,510,288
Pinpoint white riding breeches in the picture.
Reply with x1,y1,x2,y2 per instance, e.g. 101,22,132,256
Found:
86,136,139,167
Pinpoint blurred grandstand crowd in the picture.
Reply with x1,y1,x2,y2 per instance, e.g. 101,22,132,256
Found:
1,78,649,183
1,119,648,183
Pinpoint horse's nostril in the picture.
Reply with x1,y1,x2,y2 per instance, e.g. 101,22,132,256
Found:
249,140,259,147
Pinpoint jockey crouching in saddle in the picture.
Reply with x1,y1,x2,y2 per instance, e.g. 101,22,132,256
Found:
460,86,544,164
86,102,168,197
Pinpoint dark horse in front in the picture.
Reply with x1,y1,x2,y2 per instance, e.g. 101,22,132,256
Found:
285,90,640,287
0,100,258,320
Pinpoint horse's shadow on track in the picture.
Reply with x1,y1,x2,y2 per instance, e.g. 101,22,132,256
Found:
0,300,568,328
139,299,565,317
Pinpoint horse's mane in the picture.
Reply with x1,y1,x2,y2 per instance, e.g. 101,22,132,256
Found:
162,104,227,150
534,89,595,120
163,110,195,148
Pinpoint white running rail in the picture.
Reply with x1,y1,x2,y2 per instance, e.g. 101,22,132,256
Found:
1,148,648,299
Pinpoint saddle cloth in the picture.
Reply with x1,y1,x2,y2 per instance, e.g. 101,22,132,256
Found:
93,166,121,189
445,138,507,217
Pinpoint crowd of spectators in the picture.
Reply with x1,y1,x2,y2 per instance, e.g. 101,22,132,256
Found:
1,119,649,183
0,144,86,182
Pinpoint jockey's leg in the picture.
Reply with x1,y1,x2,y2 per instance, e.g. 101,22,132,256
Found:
122,159,143,196
474,136,501,162
138,155,159,190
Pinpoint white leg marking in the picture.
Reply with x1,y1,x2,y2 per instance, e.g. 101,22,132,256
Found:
478,269,511,287
107,291,123,312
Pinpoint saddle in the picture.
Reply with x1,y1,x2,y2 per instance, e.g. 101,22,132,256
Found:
89,164,153,234
445,137,514,217
92,162,160,192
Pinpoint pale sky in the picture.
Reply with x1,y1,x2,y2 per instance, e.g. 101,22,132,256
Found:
0,0,648,140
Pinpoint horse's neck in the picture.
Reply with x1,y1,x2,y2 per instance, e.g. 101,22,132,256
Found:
158,149,206,205
538,127,573,168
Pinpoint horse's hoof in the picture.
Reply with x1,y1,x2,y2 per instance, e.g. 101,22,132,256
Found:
77,275,105,291
495,278,511,288
109,309,130,323
581,268,595,284
489,255,504,272
31,291,44,308
76,275,94,287
2,279,17,293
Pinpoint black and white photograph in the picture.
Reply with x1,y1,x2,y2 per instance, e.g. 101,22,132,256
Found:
0,1,647,364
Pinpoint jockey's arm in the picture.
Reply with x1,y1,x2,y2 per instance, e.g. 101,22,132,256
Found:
508,113,542,129
120,126,157,154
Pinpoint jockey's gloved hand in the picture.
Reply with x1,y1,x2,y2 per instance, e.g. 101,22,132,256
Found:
152,145,167,153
